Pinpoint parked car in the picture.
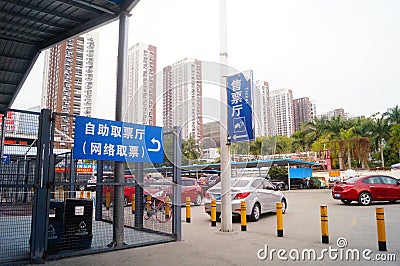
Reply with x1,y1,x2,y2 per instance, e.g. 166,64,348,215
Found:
270,180,288,190
198,174,221,192
156,177,204,206
328,176,341,188
272,174,309,189
102,175,139,206
204,177,287,222
103,176,204,206
332,175,400,206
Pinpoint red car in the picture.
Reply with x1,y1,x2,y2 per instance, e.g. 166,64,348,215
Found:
150,177,204,206
103,175,139,206
103,176,204,206
332,175,400,205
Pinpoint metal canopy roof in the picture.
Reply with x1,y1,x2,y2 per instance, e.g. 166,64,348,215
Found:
0,0,139,111
148,159,320,173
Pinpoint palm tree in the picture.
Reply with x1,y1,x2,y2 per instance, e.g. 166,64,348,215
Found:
370,114,390,167
388,124,400,162
338,128,356,169
292,130,307,152
385,105,400,125
325,116,348,169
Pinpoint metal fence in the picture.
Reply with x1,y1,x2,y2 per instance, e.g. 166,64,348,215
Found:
0,109,181,265
0,109,39,265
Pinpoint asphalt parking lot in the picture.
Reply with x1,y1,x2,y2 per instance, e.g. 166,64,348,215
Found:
42,189,400,265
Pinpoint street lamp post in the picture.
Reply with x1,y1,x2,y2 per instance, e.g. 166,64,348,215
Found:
219,0,233,232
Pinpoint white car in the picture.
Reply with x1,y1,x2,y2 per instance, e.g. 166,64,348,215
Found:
204,176,287,222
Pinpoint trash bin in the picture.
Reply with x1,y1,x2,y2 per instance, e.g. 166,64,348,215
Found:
64,198,93,250
48,200,65,253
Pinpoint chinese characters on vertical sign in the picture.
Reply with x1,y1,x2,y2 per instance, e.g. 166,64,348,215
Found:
73,116,163,163
227,71,254,143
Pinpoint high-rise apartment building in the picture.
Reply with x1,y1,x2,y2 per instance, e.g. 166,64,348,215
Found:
42,32,99,147
253,80,274,137
270,88,294,137
319,108,348,120
125,43,157,125
293,97,316,131
202,121,220,149
163,58,203,142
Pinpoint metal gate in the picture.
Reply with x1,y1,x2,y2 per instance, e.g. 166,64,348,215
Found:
0,109,181,265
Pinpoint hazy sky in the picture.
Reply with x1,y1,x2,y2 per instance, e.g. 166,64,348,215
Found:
12,0,400,123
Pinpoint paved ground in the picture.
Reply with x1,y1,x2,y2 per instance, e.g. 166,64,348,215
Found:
40,189,400,265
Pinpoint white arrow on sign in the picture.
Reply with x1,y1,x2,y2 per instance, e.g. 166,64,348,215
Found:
147,138,161,152
233,134,248,140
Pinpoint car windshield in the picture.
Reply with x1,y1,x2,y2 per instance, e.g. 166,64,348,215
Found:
345,176,361,183
212,179,251,189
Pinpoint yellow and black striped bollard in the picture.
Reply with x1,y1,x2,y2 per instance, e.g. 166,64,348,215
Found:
241,201,247,231
376,207,387,251
211,199,217,227
146,195,152,211
320,205,329,244
276,202,283,237
186,197,191,223
165,196,170,219
106,192,111,210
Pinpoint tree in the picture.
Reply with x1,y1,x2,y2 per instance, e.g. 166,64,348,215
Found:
387,124,400,163
385,105,400,125
338,128,357,169
181,134,200,165
370,114,390,167
275,135,293,155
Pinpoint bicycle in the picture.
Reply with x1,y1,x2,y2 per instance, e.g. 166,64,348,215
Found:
143,195,173,223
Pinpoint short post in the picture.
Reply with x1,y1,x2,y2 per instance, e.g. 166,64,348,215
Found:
320,205,329,244
79,190,84,199
58,188,62,200
106,192,111,210
86,191,91,199
131,194,135,214
276,202,283,237
376,207,387,251
186,197,191,223
165,196,170,219
146,195,152,211
241,201,247,231
211,199,217,227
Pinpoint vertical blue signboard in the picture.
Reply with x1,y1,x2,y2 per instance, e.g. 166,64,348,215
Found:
73,116,163,163
227,70,254,143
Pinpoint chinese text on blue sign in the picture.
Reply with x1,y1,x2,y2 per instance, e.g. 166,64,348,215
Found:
227,71,254,143
73,116,163,163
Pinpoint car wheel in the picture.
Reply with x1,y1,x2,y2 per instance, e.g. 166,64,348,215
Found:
358,192,371,206
194,194,202,206
281,199,287,214
341,199,352,205
249,203,261,222
124,196,129,207
284,184,289,190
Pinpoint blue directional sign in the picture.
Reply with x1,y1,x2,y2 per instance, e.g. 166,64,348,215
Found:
227,71,254,143
73,116,163,163
2,154,10,164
